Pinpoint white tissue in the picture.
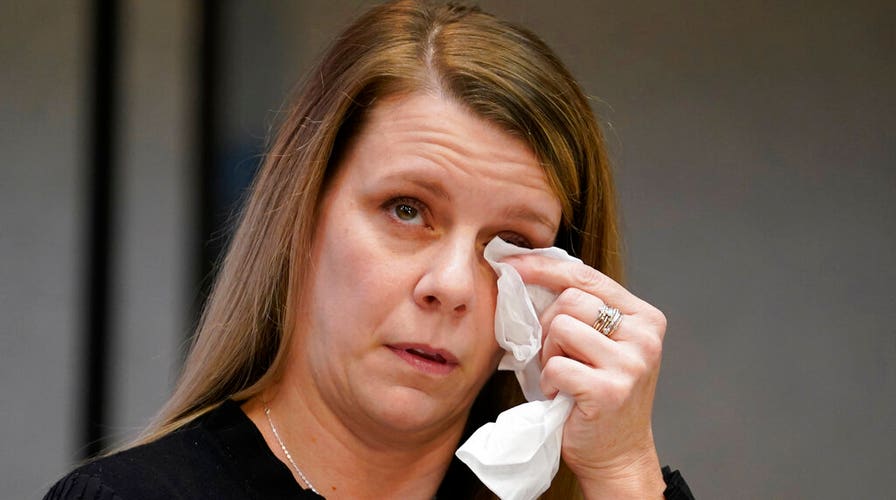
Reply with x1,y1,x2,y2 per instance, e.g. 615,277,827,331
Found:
455,238,581,500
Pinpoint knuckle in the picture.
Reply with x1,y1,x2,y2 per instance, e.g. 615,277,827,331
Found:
556,287,590,310
540,356,565,382
625,352,649,375
542,355,559,375
644,305,668,331
548,313,575,336
642,332,664,362
570,265,606,291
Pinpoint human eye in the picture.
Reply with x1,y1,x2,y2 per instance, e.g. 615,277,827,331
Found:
383,197,428,227
497,232,532,249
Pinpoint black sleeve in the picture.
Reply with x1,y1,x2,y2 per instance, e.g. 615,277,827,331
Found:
662,466,695,500
44,471,124,500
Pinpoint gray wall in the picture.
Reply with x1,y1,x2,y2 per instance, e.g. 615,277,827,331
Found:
2,0,195,496
2,1,893,498
2,0,87,495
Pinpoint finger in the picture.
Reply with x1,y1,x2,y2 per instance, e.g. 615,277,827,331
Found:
541,313,617,367
540,355,631,415
537,288,649,343
537,287,658,365
537,286,606,341
542,313,657,377
502,253,655,319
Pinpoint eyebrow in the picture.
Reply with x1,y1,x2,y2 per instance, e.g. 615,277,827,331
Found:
500,205,558,233
406,178,450,201
382,173,557,232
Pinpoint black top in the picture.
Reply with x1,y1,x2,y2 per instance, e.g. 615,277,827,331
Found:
44,400,321,500
45,400,694,499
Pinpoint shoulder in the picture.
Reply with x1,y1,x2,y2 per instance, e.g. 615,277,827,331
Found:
44,470,124,500
43,441,205,500
44,403,253,500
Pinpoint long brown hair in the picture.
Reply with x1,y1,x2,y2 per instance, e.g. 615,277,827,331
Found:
140,1,621,498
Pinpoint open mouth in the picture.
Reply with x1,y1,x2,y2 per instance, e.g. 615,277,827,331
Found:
404,347,447,364
388,344,458,375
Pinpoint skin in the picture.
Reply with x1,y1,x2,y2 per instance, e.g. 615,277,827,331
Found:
507,255,667,498
244,92,666,498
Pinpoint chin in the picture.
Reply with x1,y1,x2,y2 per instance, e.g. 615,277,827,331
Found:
362,386,469,437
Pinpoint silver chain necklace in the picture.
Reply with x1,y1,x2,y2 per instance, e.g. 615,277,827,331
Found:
264,403,321,495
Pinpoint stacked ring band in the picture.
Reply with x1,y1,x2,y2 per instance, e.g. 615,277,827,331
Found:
592,305,623,337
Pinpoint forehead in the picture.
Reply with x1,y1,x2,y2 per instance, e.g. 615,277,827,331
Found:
331,92,563,231
347,93,553,188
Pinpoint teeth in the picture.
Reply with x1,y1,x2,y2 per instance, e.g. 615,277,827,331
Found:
406,348,447,364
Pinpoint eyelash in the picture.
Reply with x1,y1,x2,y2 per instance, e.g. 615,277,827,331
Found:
381,196,534,249
383,197,428,227
497,232,532,249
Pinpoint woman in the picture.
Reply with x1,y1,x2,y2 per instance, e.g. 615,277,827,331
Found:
47,1,692,498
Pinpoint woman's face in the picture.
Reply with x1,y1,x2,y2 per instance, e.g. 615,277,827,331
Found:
295,93,561,441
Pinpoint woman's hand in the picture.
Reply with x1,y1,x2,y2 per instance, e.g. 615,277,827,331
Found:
503,253,667,498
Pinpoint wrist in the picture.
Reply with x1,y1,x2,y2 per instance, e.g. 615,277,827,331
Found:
577,448,665,500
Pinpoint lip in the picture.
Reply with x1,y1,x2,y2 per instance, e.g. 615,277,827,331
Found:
387,343,459,375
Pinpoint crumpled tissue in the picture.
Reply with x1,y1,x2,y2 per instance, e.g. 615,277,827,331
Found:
455,237,581,500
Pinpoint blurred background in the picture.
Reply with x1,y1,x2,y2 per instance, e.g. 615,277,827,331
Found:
2,0,894,497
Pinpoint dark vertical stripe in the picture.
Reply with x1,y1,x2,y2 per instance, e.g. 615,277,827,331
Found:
81,0,118,459
193,0,220,329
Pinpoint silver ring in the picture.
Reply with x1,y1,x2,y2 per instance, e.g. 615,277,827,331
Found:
592,305,623,337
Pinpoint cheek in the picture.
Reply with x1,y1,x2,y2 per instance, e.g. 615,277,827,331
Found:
308,209,410,335
303,208,365,341
322,230,406,298
311,239,374,328
473,276,503,355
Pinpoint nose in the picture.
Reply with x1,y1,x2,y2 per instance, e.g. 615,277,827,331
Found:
413,236,482,315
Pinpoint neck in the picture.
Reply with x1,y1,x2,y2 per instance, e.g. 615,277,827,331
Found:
244,383,466,499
